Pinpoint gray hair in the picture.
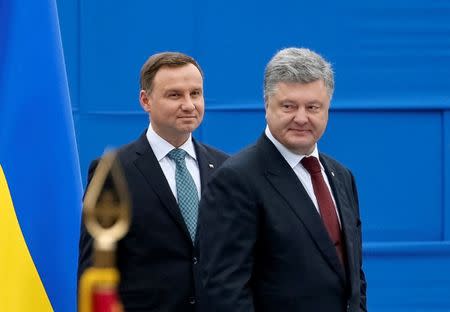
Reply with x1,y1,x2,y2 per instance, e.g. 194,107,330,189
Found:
264,47,334,102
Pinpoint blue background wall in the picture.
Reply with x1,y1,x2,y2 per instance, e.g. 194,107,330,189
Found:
57,0,450,310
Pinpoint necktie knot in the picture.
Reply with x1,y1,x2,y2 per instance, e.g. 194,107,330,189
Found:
301,156,321,175
168,148,187,163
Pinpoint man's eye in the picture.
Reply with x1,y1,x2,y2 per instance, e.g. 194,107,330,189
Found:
191,90,202,97
168,93,180,98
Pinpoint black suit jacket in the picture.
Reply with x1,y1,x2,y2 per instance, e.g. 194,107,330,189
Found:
78,132,228,312
199,134,367,312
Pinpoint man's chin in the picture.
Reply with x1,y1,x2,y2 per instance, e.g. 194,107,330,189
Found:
178,119,200,128
285,141,315,155
176,125,199,134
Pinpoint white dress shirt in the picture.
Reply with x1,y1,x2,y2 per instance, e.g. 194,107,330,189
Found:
265,126,341,225
146,124,201,200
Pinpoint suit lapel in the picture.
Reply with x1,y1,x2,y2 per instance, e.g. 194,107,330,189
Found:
320,155,357,292
193,140,217,193
193,140,218,244
132,133,192,242
259,135,346,283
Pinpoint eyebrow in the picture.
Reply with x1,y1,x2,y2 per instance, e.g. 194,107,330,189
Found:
164,88,182,94
163,87,203,94
305,100,324,106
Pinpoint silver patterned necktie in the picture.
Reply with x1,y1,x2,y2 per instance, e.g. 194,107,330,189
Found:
167,148,199,242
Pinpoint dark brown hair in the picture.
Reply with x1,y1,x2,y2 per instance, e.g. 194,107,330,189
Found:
140,52,203,92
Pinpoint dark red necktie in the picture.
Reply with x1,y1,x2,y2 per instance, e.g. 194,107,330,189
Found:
301,156,346,266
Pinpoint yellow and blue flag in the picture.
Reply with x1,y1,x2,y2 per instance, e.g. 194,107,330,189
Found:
0,0,82,311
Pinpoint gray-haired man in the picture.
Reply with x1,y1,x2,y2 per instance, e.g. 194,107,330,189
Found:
199,47,367,312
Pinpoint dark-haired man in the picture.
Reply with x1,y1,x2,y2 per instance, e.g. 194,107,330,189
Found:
78,52,228,311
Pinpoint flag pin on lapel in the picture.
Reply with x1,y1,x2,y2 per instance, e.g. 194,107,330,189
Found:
209,164,214,168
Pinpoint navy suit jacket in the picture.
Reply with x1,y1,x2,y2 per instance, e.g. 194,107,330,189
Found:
199,134,367,312
78,132,228,312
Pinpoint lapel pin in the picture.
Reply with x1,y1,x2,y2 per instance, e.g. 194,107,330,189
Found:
209,164,214,168
331,171,335,177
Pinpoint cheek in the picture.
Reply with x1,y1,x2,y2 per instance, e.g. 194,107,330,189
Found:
277,113,294,126
197,109,205,122
266,109,282,123
165,102,181,116
197,100,205,113
312,117,328,136
198,103,205,114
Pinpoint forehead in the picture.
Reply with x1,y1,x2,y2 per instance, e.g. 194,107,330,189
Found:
271,80,329,102
153,64,203,90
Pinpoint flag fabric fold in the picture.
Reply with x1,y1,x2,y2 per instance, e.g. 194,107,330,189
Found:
0,0,82,311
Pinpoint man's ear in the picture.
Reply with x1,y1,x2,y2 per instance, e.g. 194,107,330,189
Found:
139,90,151,112
264,95,270,109
264,98,270,111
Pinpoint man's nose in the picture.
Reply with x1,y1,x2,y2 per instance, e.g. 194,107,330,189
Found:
293,107,308,124
181,95,196,111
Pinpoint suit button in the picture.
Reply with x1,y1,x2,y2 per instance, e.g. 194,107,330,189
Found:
189,296,196,305
346,303,350,311
193,256,198,264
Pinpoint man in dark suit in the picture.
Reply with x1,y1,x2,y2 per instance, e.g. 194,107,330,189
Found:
199,47,367,312
78,52,228,311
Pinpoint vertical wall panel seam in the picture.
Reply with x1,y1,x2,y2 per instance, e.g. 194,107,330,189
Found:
193,0,203,141
444,110,450,240
76,0,80,114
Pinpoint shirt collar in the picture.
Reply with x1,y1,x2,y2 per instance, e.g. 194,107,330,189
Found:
264,125,320,168
146,123,197,161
